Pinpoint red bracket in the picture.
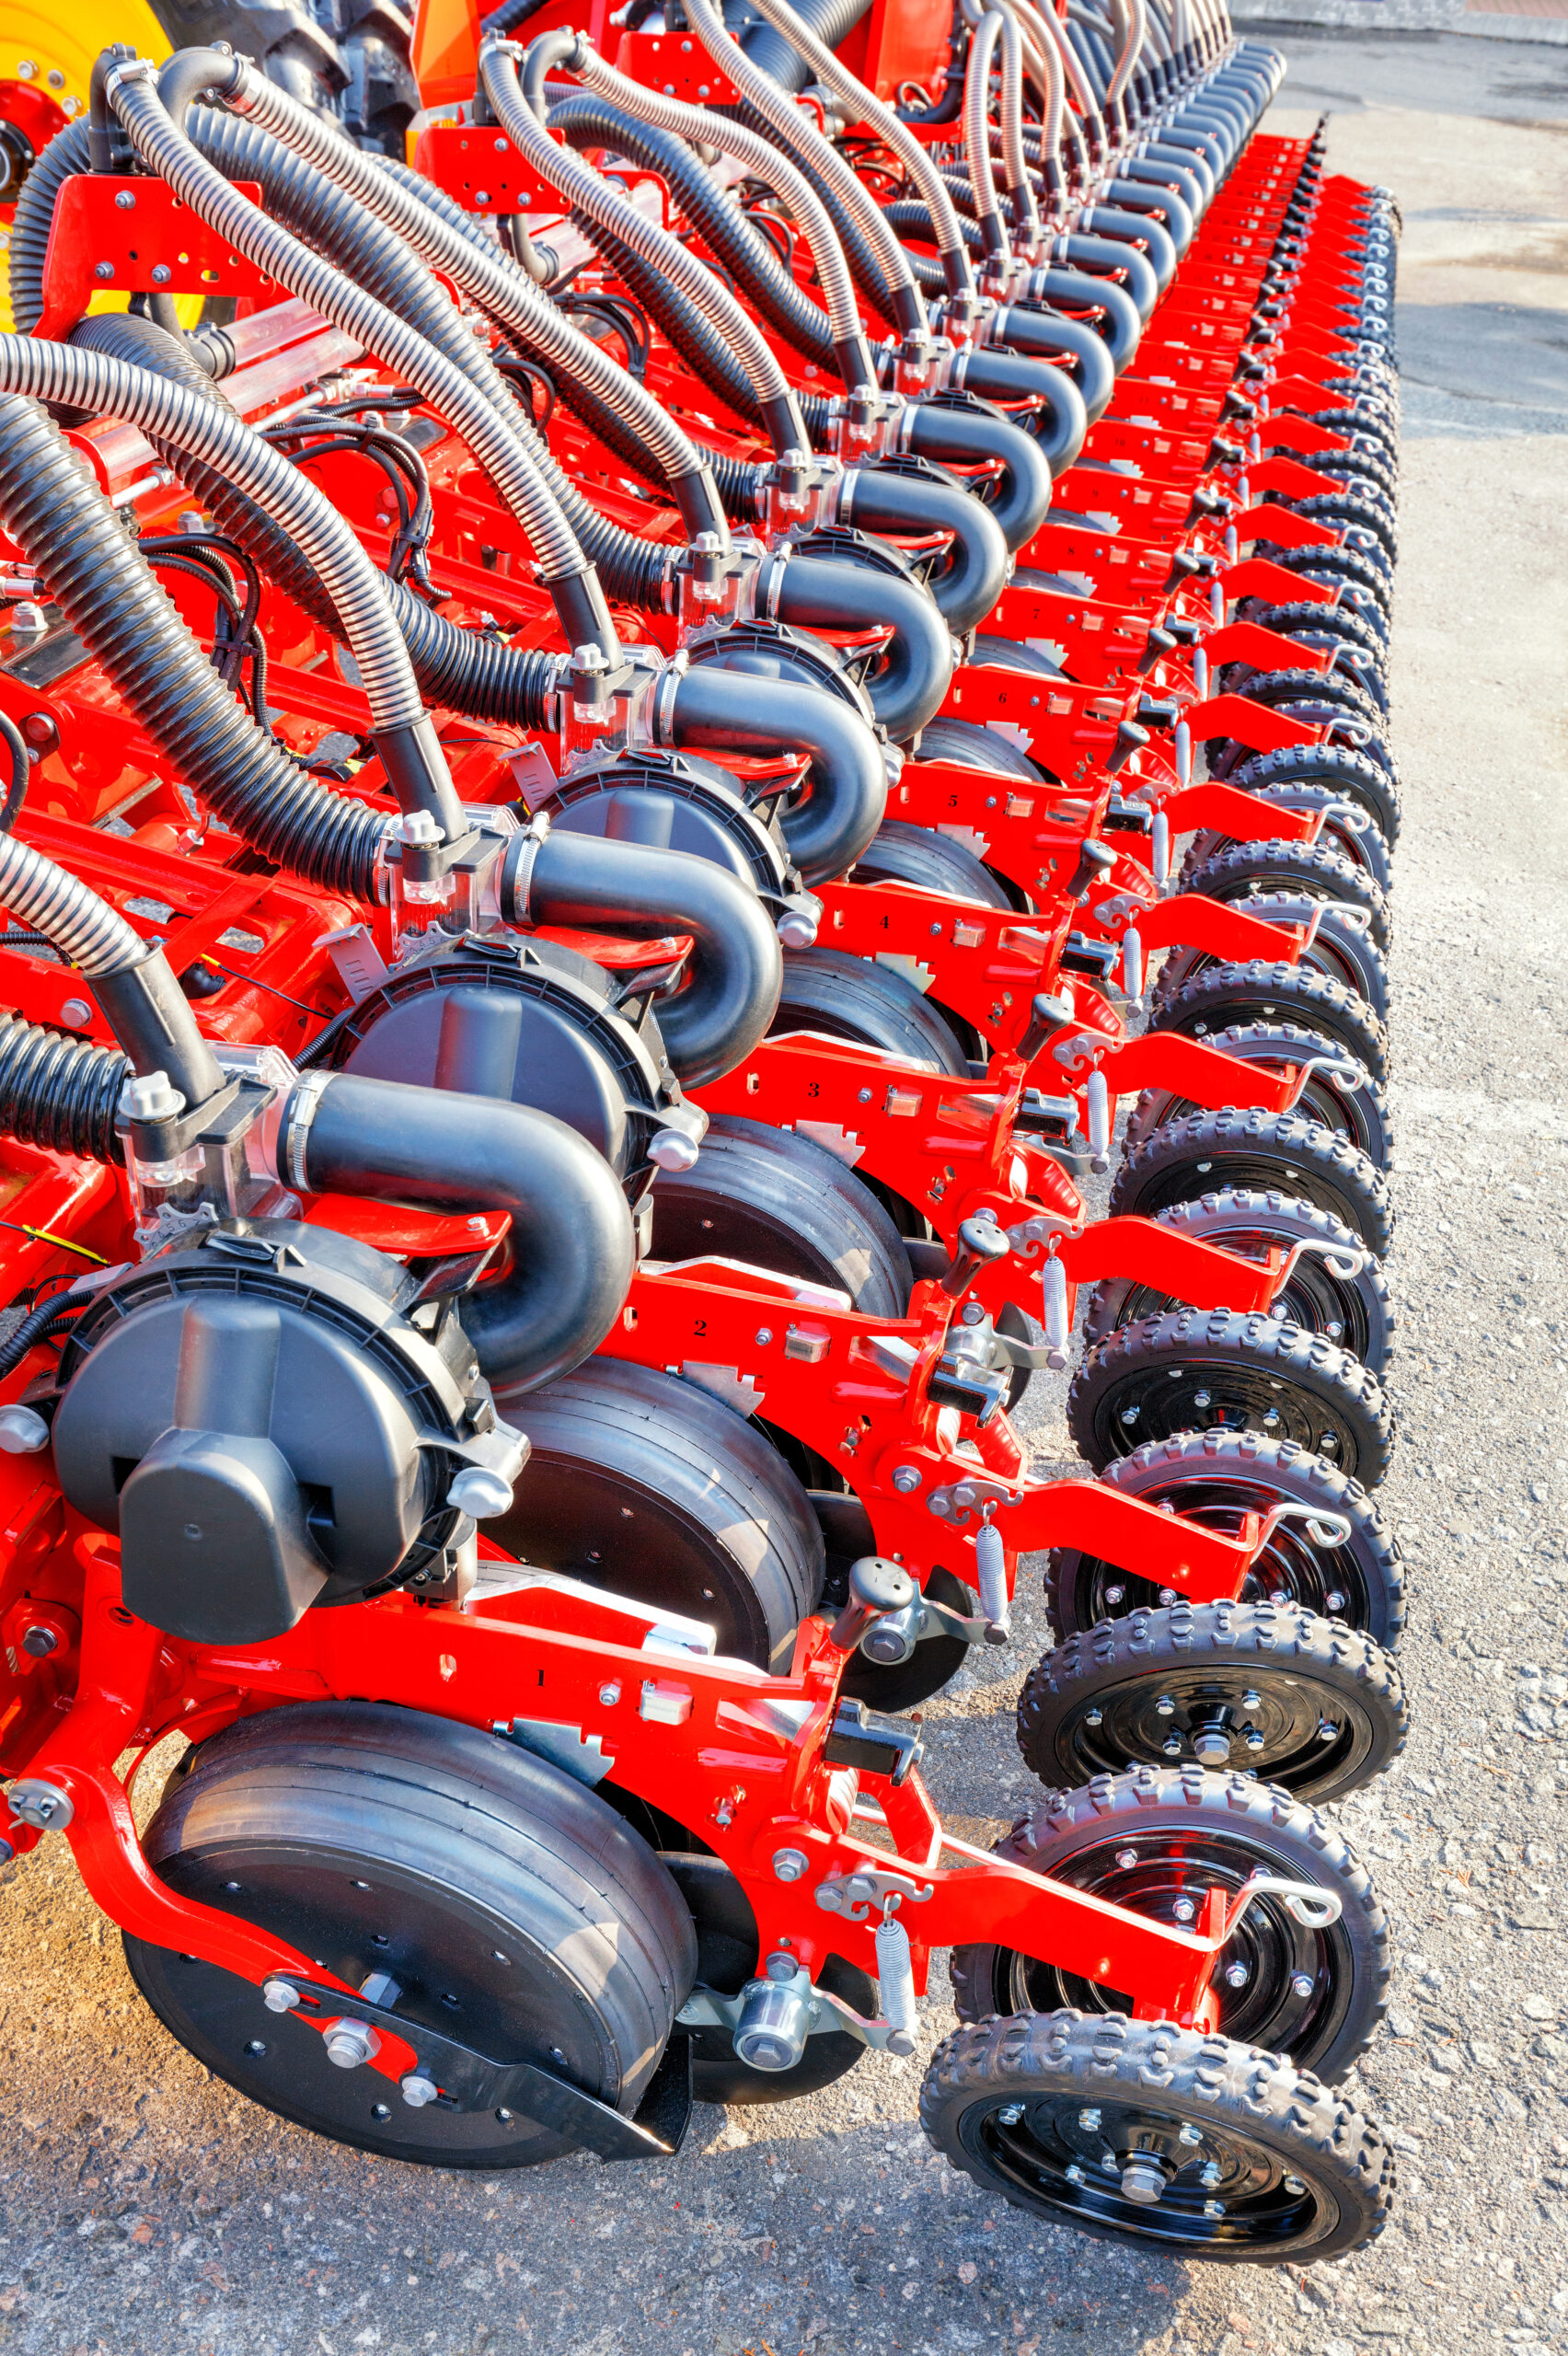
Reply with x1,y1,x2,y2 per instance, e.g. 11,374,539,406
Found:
36,177,271,342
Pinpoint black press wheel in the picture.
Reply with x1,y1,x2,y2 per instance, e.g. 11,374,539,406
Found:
1043,1429,1405,1646
1177,836,1391,956
1016,1601,1409,1802
1229,745,1401,857
1148,960,1389,1086
1110,1107,1393,1256
1121,1020,1392,1172
125,1703,696,2167
920,2011,1394,2262
949,1766,1389,2081
1067,1306,1393,1487
1080,1188,1395,1374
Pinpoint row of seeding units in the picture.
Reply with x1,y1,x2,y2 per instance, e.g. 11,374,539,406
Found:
0,0,1407,2267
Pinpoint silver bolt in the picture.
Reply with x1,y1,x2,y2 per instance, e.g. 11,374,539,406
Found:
1162,1737,1182,1756
1192,1727,1231,1766
773,1847,808,1881
1155,1695,1175,1717
1244,1729,1265,1752
1290,1972,1315,1999
1199,2160,1222,2188
1239,1691,1262,1709
1121,2159,1165,2204
1193,1389,1211,1407
150,263,172,285
1104,1585,1124,1605
114,190,135,211
59,999,92,1029
1116,1848,1137,1870
47,67,63,87
1172,1897,1196,1923
1317,1720,1339,1743
598,1681,621,1707
1084,1707,1102,1726
262,1979,301,2015
1262,1408,1280,1427
1204,2199,1225,2218
1078,2108,1101,2130
1120,1404,1140,1425
1065,2164,1085,2184
1324,1589,1346,1612
474,189,490,204
245,2038,266,2057
857,1087,871,1103
17,59,35,79
323,2018,380,2070
996,2103,1024,2125
755,1327,773,1347
400,2073,440,2108
1224,1960,1250,1989
891,1465,921,1494
1284,2173,1306,2193
1177,2122,1203,2145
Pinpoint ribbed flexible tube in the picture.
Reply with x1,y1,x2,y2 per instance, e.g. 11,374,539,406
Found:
0,829,146,977
219,58,727,544
679,0,929,343
738,0,871,95
0,390,383,897
741,0,978,306
964,13,1009,261
0,333,426,736
107,54,616,657
484,34,810,461
995,9,1042,244
563,49,875,389
0,1017,127,1163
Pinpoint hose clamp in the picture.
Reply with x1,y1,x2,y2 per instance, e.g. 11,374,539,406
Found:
651,653,686,750
102,58,157,99
755,546,791,623
500,811,550,924
282,1069,336,1196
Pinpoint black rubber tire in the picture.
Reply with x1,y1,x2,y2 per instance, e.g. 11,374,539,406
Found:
851,818,1015,907
1149,961,1389,1086
648,1115,913,1315
1189,795,1392,901
1253,545,1392,624
487,1360,824,1673
1081,1187,1394,1372
1178,837,1390,955
919,2009,1394,2262
125,1700,696,2166
660,1854,877,2106
1112,1107,1392,1256
972,635,1065,677
1236,600,1389,711
773,947,972,1073
1308,449,1399,505
1214,704,1397,798
1044,1431,1406,1645
1281,493,1397,564
1123,1019,1392,1170
1067,1306,1393,1486
1163,897,1389,1024
916,715,1050,782
813,1488,978,1713
950,1765,1390,2083
1016,1601,1408,1802
1234,741,1401,860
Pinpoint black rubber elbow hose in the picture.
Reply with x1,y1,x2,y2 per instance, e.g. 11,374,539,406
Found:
982,305,1115,424
284,1070,636,1391
506,824,783,1085
834,466,1012,635
950,342,1089,479
0,390,384,899
897,401,1054,554
668,662,888,878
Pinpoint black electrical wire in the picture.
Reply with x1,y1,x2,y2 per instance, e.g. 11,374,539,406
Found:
556,293,651,383
0,1294,85,1381
495,356,558,435
0,709,29,835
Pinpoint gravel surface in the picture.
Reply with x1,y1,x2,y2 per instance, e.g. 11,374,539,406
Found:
3,34,1568,2356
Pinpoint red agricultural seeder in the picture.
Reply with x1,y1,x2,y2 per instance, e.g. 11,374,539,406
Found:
0,0,1407,2262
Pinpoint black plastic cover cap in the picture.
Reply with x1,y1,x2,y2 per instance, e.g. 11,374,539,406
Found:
119,1426,326,1644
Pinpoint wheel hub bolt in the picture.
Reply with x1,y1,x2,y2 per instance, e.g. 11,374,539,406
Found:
1316,1720,1339,1743
1244,1730,1265,1752
1239,1691,1261,1710
1224,1961,1251,1989
1285,2173,1307,2193
1290,1972,1315,1999
1155,1695,1176,1717
1199,2161,1222,2188
1104,1585,1124,1604
323,2018,380,2070
1162,1737,1182,1756
1116,1848,1137,1869
1204,2199,1226,2218
1172,1897,1196,1923
1192,1391,1210,1408
1324,1590,1345,1613
1192,1728,1231,1765
1121,2160,1165,2204
1085,1707,1103,1726
1065,2163,1086,2184
1078,2108,1101,2131
1178,2122,1202,2146
996,2104,1024,2125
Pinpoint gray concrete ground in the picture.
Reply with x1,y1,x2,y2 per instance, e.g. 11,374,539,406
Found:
4,33,1568,2356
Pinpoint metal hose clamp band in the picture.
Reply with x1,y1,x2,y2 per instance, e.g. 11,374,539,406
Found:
283,1069,336,1195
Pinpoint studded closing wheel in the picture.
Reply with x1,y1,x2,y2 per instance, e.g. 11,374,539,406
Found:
124,1703,697,2168
1067,1307,1394,1488
1043,1430,1405,1646
950,1766,1389,2083
1119,1022,1392,1174
1016,1601,1409,1803
919,2011,1394,2263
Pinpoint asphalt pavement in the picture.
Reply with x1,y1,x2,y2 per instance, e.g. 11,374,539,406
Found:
2,29,1567,2356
